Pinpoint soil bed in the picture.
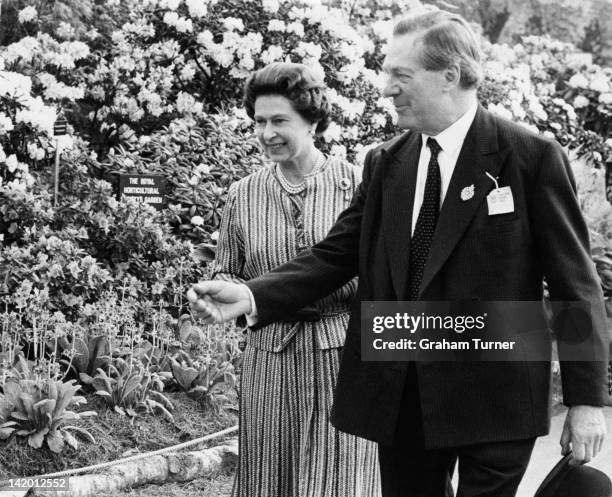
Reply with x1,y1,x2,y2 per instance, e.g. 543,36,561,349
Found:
0,390,237,479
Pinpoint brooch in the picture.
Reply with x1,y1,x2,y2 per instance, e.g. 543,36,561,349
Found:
461,184,475,201
339,177,352,201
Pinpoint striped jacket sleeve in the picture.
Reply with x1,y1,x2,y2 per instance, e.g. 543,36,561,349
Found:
211,183,245,284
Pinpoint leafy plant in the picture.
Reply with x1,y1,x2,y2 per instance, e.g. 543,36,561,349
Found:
2,373,96,452
170,340,239,413
60,333,111,383
85,356,174,422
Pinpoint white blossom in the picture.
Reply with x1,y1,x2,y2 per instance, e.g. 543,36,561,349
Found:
197,30,214,48
487,103,513,121
176,91,203,115
262,0,280,13
180,63,196,81
355,142,380,166
567,73,589,89
261,45,284,65
185,0,208,18
223,17,244,32
16,97,57,134
323,122,342,142
159,0,180,10
56,22,76,40
589,75,610,93
572,95,590,109
3,37,38,64
0,113,14,133
599,93,612,105
18,6,37,23
330,144,347,159
295,41,322,61
268,20,286,32
191,215,204,226
371,113,387,129
5,154,18,173
286,21,305,37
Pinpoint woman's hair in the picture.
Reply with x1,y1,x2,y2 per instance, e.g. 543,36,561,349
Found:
243,62,331,134
393,9,483,89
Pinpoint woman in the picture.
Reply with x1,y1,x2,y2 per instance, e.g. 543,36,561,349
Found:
211,62,381,497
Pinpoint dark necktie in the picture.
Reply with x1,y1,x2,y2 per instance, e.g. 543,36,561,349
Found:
407,137,442,301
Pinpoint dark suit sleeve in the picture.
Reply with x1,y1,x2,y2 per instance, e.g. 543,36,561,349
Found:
245,151,376,329
529,140,610,406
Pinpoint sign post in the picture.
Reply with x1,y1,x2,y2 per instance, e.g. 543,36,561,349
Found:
53,118,68,207
606,159,612,205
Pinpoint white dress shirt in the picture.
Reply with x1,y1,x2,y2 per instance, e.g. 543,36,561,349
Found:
412,101,478,235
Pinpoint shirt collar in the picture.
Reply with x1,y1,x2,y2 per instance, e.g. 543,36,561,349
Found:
422,100,478,156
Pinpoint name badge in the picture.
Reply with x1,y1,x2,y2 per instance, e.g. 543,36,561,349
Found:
487,186,514,215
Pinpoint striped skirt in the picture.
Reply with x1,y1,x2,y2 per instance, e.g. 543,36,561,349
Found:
232,320,381,497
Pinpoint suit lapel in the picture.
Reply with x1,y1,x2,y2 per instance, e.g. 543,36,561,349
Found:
381,131,421,298
418,106,510,298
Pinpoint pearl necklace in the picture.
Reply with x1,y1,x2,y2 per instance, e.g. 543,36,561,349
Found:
275,153,326,195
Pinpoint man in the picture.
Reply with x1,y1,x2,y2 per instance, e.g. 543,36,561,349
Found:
188,9,609,497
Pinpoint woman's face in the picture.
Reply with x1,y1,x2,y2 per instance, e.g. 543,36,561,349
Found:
253,94,316,166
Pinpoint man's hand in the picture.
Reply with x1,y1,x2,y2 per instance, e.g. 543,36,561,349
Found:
560,405,607,464
186,281,252,324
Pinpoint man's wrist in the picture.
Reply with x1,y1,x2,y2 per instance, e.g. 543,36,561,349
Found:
240,284,258,326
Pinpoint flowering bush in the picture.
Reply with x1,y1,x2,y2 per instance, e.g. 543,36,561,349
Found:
480,36,612,165
20,0,396,159
101,113,262,243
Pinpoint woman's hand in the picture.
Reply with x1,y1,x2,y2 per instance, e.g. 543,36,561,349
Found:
187,281,253,324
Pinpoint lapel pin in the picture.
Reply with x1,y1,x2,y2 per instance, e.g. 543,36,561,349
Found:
461,184,475,201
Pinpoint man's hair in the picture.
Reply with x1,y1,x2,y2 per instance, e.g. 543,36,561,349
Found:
393,9,483,89
243,62,331,134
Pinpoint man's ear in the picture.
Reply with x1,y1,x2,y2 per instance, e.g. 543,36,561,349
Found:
443,63,461,89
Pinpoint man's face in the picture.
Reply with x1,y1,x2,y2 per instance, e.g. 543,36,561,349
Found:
382,32,448,134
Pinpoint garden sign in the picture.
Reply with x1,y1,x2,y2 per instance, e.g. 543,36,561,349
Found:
118,174,166,210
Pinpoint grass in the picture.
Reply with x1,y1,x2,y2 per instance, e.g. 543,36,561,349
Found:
0,390,238,479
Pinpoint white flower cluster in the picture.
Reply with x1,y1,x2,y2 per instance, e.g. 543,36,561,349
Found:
123,20,156,39
223,17,244,32
3,34,90,70
175,91,203,115
260,45,284,65
262,0,280,13
268,20,286,32
567,68,612,106
0,71,32,99
328,89,365,121
185,0,210,18
56,22,77,40
38,73,85,101
163,12,194,33
159,0,181,9
198,28,262,78
18,6,37,23
376,97,398,125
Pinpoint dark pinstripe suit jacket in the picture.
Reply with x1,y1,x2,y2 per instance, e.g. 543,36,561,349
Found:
247,105,610,448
